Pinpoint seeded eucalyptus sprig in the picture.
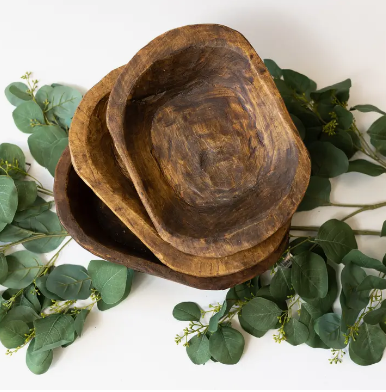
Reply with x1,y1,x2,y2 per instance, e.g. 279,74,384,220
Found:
173,61,386,367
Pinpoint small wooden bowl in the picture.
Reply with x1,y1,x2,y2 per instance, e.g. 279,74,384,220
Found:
107,24,310,258
69,67,290,278
54,148,289,290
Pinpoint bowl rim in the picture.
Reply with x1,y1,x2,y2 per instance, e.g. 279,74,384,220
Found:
106,23,310,258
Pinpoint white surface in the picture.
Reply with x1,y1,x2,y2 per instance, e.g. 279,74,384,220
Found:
0,0,386,389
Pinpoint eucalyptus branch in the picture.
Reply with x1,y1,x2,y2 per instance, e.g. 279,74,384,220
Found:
290,226,381,236
0,233,68,253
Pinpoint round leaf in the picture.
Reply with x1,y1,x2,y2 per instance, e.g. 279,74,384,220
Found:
209,326,245,365
173,302,201,321
35,85,54,110
314,313,346,349
26,339,53,375
264,59,282,78
238,313,268,338
12,101,45,133
87,260,127,304
270,267,294,301
14,196,53,222
46,137,68,176
2,251,43,289
284,318,309,346
0,143,26,179
48,86,82,119
0,253,8,283
242,297,282,330
186,334,211,365
297,176,331,212
35,274,62,300
46,264,92,300
299,303,329,349
0,320,29,348
348,159,386,177
0,176,18,224
14,180,37,211
5,82,31,106
341,263,369,310
2,305,40,325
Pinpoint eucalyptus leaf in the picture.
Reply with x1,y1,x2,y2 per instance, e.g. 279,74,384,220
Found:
341,263,369,310
270,267,294,301
24,284,41,313
357,276,386,291
0,253,8,283
291,252,328,299
284,318,309,346
14,196,53,222
0,224,33,242
27,125,68,167
0,176,18,224
364,307,386,325
264,59,282,78
311,79,351,103
33,314,75,352
308,141,349,178
299,303,329,349
242,297,282,330
74,309,89,337
333,106,353,129
349,341,380,366
314,313,346,349
5,82,31,106
35,85,53,110
0,143,26,179
290,114,306,140
209,326,245,365
2,251,43,289
35,274,63,300
315,219,357,263
46,264,92,300
208,301,228,333
173,302,201,321
340,291,361,330
26,339,53,375
12,101,45,133
88,260,127,304
47,86,82,119
14,180,37,211
186,334,211,365
2,305,40,325
382,221,386,237
297,176,331,212
367,115,386,154
238,313,268,338
46,137,68,176
342,249,386,273
282,69,316,95
0,319,29,348
347,159,386,177
320,130,356,159
351,104,386,115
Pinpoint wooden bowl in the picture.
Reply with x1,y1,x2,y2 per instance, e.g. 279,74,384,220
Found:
54,148,289,290
107,24,310,258
69,67,290,278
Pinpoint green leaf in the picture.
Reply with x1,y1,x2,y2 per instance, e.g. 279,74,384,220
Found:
173,302,201,321
33,314,75,352
315,219,357,263
24,285,41,313
302,265,338,314
12,101,45,133
0,143,26,180
351,104,386,115
208,301,228,333
233,283,253,301
209,326,244,365
312,79,351,103
16,210,66,253
320,130,356,159
0,298,8,323
14,196,53,222
367,115,386,154
35,85,53,110
186,334,211,365
0,176,18,224
340,291,361,330
0,320,29,348
284,318,309,346
2,305,40,324
314,313,346,349
48,86,82,119
2,251,43,289
270,267,294,301
46,264,92,300
297,176,331,212
341,263,369,310
349,341,378,366
333,106,353,129
96,269,134,311
364,307,386,325
46,137,69,176
238,313,268,338
264,59,282,78
5,82,32,106
35,274,62,300
242,297,282,330
26,339,53,375
74,309,89,337
27,125,68,167
290,114,305,140
0,224,33,242
0,221,6,233
349,323,386,365
382,221,386,237
308,141,349,178
342,249,386,273
291,252,328,299
299,303,329,349
14,180,37,211
282,69,316,95
0,253,8,283
347,159,386,176
88,260,127,304
357,276,386,291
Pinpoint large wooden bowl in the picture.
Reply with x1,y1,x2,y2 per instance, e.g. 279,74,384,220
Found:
54,148,289,290
107,24,310,258
69,67,290,278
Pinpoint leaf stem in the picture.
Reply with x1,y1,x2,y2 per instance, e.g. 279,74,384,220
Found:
0,233,68,252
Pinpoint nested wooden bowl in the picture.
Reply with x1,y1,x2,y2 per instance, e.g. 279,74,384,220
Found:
107,24,310,258
54,148,289,290
68,67,290,278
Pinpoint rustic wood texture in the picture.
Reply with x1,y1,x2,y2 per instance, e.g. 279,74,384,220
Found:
107,24,310,258
54,147,289,290
69,67,290,278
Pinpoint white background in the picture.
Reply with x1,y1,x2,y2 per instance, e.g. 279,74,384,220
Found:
0,0,386,390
